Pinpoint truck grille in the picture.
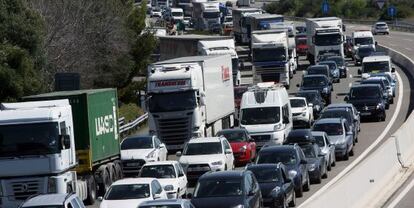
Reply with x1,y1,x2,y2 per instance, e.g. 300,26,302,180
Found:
156,117,191,149
10,180,41,200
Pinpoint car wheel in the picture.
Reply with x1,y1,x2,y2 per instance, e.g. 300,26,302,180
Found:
386,103,390,109
296,180,304,197
288,191,296,207
343,148,349,160
322,166,328,179
224,164,228,170
303,173,310,191
355,136,359,143
349,148,354,156
327,159,332,171
315,171,322,184
390,97,394,104
332,155,336,167
380,112,386,122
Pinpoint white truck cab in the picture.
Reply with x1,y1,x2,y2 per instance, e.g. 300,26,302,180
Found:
201,2,220,30
239,83,292,148
351,30,376,55
170,8,184,22
359,55,395,79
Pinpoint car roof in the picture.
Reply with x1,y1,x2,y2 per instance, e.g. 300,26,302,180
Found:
351,84,381,89
327,103,353,108
319,60,336,64
112,178,156,185
21,194,70,206
288,129,313,137
308,65,328,69
314,118,343,124
188,137,223,143
139,199,190,206
200,170,246,180
303,74,328,79
142,160,179,166
366,77,386,81
297,90,319,94
326,56,343,60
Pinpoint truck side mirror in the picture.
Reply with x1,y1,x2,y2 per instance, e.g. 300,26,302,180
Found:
283,116,289,124
60,135,70,149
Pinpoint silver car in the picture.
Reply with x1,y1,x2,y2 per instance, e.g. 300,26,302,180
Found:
325,103,361,133
372,22,390,35
312,131,335,171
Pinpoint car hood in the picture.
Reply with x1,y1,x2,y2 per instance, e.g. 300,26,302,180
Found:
348,99,381,106
259,182,280,197
230,142,249,153
158,178,179,189
179,154,224,164
191,196,244,208
241,123,278,134
120,149,154,160
291,107,307,114
328,135,345,144
100,198,150,208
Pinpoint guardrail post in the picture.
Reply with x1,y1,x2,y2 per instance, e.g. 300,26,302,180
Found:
392,135,409,169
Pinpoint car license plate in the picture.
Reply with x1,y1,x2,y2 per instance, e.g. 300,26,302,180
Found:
360,112,371,116
127,163,139,167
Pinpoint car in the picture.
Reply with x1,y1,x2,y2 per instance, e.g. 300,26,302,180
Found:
176,137,235,183
319,108,359,143
325,103,361,133
312,118,354,160
362,77,393,105
372,22,390,35
256,144,310,197
138,199,195,208
19,193,86,208
190,170,263,208
312,131,336,170
318,61,340,83
346,84,387,121
371,72,396,97
344,35,353,58
151,8,162,18
139,161,188,199
304,65,333,84
296,90,326,118
120,135,168,176
183,16,192,28
354,45,375,66
289,97,314,128
247,163,296,207
326,56,347,78
298,75,332,104
216,128,257,166
99,178,168,208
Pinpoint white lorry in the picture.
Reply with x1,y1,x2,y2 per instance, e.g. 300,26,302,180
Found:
239,83,292,148
233,7,262,44
146,55,235,150
351,30,376,55
306,17,345,64
200,2,221,30
271,22,299,78
251,29,291,88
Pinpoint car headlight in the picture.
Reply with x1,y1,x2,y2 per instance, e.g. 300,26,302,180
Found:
211,161,223,166
376,103,383,109
239,145,247,152
271,186,281,195
323,87,329,93
146,150,156,159
164,185,174,191
231,205,244,208
274,123,283,131
308,163,316,171
314,105,321,111
288,170,297,179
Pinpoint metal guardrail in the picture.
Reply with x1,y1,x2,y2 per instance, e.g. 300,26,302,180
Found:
119,113,149,135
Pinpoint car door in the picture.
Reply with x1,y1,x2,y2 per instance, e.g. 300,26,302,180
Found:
325,134,335,164
281,169,294,202
343,121,353,150
250,173,262,208
297,148,308,184
175,163,187,195
223,140,234,169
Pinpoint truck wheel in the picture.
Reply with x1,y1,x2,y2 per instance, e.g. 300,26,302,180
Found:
98,168,112,196
114,161,123,180
107,163,117,183
84,175,97,205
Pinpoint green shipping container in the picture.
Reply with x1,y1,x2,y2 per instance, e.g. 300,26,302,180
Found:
23,89,120,172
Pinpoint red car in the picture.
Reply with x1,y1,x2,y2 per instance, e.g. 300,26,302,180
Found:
216,128,256,166
295,34,308,56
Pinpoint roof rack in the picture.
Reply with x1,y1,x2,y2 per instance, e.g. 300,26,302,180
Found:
248,82,285,92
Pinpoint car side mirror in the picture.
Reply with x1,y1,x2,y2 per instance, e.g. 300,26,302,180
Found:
225,149,232,154
391,67,396,73
296,84,300,88
97,196,103,201
176,151,182,157
308,103,313,107
358,69,362,75
186,193,193,199
300,159,307,164
344,96,349,102
60,135,70,149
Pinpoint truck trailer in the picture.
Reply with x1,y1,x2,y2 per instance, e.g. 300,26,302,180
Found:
146,55,235,150
0,89,121,207
233,7,262,44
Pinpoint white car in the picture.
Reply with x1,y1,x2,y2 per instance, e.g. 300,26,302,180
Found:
120,135,168,176
177,137,235,183
139,161,188,199
312,131,336,171
289,97,313,128
20,193,85,208
151,9,162,18
100,178,168,208
372,22,389,35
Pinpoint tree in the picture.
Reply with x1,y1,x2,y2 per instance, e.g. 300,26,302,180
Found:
0,0,44,101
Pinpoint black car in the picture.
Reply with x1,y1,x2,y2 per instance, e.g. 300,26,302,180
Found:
361,77,392,107
319,108,358,143
247,163,296,207
298,75,332,104
296,90,325,118
190,170,262,208
284,129,315,145
305,65,333,84
354,46,375,65
346,84,387,121
326,56,347,78
256,144,310,197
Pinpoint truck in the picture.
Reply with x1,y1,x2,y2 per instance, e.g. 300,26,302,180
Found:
158,35,241,85
0,89,121,207
201,2,221,31
146,55,235,150
249,14,284,31
173,0,192,16
306,17,345,64
236,0,253,7
233,7,262,44
251,29,291,88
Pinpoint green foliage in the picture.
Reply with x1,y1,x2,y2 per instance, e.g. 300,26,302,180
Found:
119,102,144,122
0,0,44,101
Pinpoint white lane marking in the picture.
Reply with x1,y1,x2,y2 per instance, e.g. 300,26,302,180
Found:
404,47,413,51
386,176,414,208
299,71,404,207
403,38,413,42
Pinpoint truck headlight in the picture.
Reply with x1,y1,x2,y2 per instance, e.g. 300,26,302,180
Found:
211,161,223,166
288,170,297,178
48,178,57,193
308,163,316,171
164,185,174,191
274,123,283,131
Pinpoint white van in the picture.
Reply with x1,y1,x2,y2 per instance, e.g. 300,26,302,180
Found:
351,30,376,56
239,83,292,147
358,55,395,80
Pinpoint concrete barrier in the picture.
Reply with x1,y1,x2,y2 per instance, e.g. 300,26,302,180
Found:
299,45,414,208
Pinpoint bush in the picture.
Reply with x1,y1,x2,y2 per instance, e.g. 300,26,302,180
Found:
119,103,144,123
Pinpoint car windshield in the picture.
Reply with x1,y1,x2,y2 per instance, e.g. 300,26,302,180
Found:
313,123,343,136
327,57,344,66
121,137,153,150
149,91,196,113
315,33,342,46
0,122,60,157
320,111,352,123
203,12,220,18
302,76,327,87
314,136,325,147
376,23,387,27
184,142,222,155
307,67,328,76
217,131,247,142
105,184,150,200
296,92,319,104
350,87,381,99
290,99,306,108
140,165,176,178
257,150,297,165
354,37,373,45
194,180,242,197
319,62,336,71
253,48,286,62
249,168,280,183
363,61,390,73
301,144,317,158
241,107,281,125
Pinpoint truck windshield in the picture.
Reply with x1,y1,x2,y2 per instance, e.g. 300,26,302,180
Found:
363,61,390,73
184,142,222,155
253,48,286,62
354,37,373,45
149,91,196,113
241,107,281,125
0,122,60,157
315,34,342,46
203,12,220,18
